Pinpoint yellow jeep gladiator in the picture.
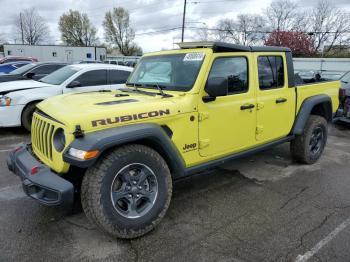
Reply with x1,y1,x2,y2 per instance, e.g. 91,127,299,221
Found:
7,42,340,239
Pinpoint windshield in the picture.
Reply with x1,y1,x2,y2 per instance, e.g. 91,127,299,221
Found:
127,53,205,92
40,66,80,85
9,63,36,75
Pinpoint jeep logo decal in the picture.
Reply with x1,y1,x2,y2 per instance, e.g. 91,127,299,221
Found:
183,143,197,152
92,109,171,127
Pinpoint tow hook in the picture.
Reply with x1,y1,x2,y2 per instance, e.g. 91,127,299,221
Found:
73,125,84,138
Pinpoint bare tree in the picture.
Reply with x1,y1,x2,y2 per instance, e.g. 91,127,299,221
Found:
264,0,299,31
215,18,234,42
308,0,350,53
292,11,311,32
103,7,142,56
15,8,49,45
59,10,98,46
215,14,267,45
197,25,209,42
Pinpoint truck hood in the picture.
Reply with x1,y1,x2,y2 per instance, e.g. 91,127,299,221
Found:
0,80,53,95
37,90,187,133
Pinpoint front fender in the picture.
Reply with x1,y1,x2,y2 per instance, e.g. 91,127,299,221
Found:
63,123,186,178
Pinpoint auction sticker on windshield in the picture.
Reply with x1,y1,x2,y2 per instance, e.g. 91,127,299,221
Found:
183,52,205,61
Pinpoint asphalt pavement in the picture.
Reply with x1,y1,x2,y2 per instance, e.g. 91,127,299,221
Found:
1,124,350,262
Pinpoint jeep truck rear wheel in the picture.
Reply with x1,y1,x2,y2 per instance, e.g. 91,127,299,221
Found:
81,144,172,239
290,115,328,164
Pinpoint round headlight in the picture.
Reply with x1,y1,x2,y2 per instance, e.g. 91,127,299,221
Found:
53,128,66,152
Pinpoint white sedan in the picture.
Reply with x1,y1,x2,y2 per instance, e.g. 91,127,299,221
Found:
0,64,133,131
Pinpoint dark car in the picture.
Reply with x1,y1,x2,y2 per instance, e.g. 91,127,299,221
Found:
0,56,38,64
339,71,350,118
334,71,350,123
0,61,31,74
0,62,67,83
77,60,102,64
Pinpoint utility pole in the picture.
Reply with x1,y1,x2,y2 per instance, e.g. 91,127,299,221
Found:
181,0,187,42
20,12,24,44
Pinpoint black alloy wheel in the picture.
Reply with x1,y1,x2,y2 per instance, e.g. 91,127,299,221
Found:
110,163,158,218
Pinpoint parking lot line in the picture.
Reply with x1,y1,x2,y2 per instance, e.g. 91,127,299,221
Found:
295,216,350,262
0,144,23,153
0,149,12,153
0,184,25,201
0,136,25,141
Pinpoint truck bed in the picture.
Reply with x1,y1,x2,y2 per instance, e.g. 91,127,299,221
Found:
296,80,340,114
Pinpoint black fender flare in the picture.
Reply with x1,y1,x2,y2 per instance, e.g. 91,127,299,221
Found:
291,95,333,135
63,123,186,178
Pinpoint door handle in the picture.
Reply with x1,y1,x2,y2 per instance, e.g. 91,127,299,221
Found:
240,104,255,110
276,98,287,104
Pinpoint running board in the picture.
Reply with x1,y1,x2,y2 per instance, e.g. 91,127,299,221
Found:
185,136,295,176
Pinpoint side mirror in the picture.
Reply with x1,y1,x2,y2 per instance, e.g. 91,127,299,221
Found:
26,72,35,79
203,77,228,102
67,80,81,88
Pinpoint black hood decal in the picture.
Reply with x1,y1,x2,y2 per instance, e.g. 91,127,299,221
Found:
95,99,138,106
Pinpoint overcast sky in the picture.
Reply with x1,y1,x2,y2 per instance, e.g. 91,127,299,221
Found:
0,0,349,53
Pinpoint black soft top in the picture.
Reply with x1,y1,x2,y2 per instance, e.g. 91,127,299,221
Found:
178,42,291,53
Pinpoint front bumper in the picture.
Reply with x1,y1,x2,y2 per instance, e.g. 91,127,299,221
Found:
0,104,24,127
7,144,74,206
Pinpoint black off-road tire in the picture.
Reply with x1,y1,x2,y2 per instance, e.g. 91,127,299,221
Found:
81,144,173,239
290,115,328,164
21,103,37,132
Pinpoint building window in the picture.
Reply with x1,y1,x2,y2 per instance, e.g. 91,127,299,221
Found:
87,53,92,59
7,50,12,55
52,52,57,57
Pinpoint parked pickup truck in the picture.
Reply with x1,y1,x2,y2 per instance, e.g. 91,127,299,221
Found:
7,42,340,239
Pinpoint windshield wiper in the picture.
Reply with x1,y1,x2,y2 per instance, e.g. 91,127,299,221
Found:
125,82,173,97
125,82,142,91
144,84,173,97
120,84,156,97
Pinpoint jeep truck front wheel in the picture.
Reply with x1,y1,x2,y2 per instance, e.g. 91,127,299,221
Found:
21,103,38,132
290,115,328,164
81,144,172,239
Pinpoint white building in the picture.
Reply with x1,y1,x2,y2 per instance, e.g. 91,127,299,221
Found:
293,58,350,72
2,44,106,63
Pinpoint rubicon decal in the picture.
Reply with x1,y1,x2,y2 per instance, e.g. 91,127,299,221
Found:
92,109,171,127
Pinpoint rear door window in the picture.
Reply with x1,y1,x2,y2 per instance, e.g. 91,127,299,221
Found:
74,70,108,87
258,56,285,90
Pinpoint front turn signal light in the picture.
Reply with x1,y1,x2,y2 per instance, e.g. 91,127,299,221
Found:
68,148,99,160
83,150,99,160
